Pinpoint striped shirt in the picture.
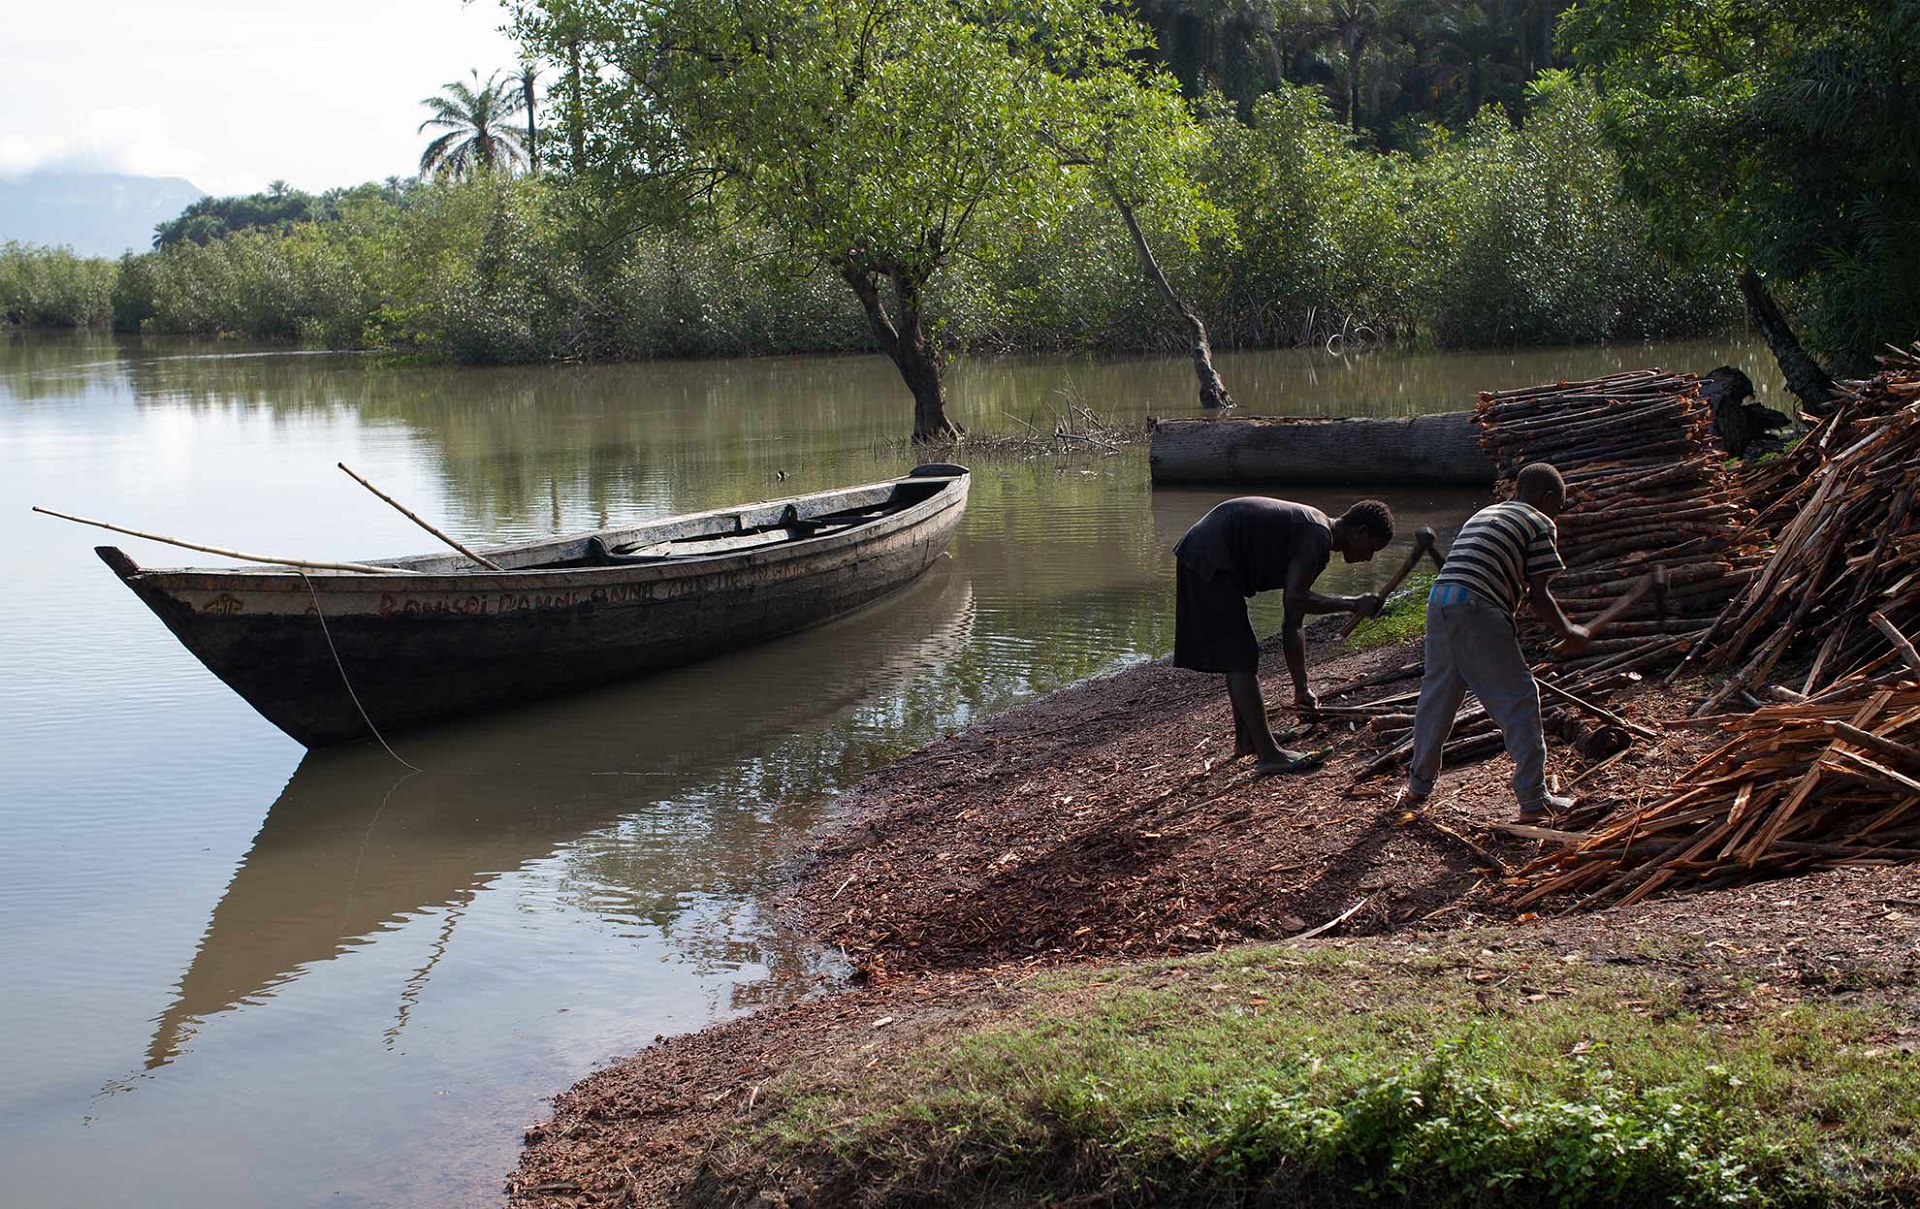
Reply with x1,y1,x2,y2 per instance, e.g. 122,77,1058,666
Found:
1434,500,1564,613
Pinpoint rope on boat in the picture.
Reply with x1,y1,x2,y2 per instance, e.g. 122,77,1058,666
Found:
300,571,424,773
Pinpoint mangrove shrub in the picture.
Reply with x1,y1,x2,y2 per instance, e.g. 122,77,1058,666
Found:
0,243,116,328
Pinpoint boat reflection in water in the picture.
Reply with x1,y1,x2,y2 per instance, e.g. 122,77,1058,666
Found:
144,562,973,1071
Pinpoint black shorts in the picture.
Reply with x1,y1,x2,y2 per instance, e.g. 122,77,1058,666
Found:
1173,563,1257,673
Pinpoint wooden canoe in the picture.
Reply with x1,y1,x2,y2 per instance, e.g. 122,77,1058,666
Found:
98,465,970,748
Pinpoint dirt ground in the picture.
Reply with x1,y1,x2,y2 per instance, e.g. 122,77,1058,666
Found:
791,626,1722,977
508,626,1920,1206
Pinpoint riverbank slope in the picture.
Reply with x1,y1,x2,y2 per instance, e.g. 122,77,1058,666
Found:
509,629,1920,1206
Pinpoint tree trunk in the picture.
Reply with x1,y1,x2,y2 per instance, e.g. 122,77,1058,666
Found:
1114,195,1234,410
522,70,538,175
841,264,962,443
566,39,587,173
1738,266,1836,415
1346,29,1368,134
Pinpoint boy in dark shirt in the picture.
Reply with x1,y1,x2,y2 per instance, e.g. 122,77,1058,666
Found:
1173,497,1394,773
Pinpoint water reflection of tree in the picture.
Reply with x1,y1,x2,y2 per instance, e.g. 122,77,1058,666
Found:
90,333,1788,537
0,331,134,401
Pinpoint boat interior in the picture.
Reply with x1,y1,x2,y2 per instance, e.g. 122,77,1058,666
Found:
387,469,963,575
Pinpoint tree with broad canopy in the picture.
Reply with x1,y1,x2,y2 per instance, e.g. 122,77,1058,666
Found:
1561,0,1919,378
512,0,1196,440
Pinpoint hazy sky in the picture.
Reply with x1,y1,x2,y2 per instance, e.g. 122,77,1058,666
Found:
5,0,524,196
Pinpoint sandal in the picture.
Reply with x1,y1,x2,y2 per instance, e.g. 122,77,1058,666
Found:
1255,749,1327,776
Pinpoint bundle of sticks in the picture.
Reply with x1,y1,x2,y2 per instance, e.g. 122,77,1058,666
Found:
1684,347,1920,712
1509,664,1920,909
1474,370,1766,674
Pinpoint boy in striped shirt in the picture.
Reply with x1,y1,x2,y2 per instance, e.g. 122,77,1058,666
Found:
1401,462,1590,822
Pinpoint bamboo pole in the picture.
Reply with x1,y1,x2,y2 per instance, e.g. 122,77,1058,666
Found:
338,462,504,571
32,506,418,575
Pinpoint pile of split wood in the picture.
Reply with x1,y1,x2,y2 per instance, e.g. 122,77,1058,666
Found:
1475,370,1765,674
1511,666,1920,908
1329,659,1652,783
1684,346,1920,711
1332,371,1766,782
1505,349,1920,906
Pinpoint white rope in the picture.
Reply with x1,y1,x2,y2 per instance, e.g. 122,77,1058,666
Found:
299,571,424,773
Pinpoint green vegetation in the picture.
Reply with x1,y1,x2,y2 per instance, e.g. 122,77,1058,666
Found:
514,0,1185,438
10,0,1909,435
418,70,531,179
30,74,1727,366
1136,0,1572,142
1562,0,1919,374
1347,570,1433,649
0,243,115,328
152,179,422,248
717,941,1920,1205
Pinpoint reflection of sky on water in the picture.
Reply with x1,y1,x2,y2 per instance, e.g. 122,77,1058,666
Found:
0,331,1778,1207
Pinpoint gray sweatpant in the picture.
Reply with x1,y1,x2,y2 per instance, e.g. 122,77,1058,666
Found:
1406,590,1547,808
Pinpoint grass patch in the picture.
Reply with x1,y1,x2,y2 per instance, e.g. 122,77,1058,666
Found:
1346,572,1435,651
715,941,1920,1206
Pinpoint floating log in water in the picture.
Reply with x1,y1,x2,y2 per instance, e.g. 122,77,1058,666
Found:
1148,412,1496,486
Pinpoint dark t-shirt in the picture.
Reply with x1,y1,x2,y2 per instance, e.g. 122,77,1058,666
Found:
1173,497,1333,596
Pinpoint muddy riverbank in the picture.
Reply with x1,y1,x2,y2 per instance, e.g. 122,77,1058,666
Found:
508,624,1920,1206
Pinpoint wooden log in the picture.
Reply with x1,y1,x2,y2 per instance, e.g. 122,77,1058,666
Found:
1870,611,1920,673
1149,413,1496,486
1537,679,1659,741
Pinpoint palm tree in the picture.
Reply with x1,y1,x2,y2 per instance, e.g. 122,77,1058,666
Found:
1431,4,1524,123
1316,0,1382,133
514,62,540,175
418,70,529,178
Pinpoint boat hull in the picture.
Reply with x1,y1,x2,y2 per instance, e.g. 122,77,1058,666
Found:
101,470,969,747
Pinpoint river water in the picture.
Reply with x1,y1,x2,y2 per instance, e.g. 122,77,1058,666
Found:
0,332,1781,1206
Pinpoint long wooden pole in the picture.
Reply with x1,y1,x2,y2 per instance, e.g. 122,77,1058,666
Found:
337,462,504,571
31,506,417,575
1869,611,1920,674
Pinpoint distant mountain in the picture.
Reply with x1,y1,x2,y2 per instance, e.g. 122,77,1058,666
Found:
0,170,206,258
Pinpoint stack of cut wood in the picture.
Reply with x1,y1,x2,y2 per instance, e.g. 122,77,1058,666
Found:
1686,347,1920,711
1510,664,1920,908
1335,371,1763,780
1474,370,1766,674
